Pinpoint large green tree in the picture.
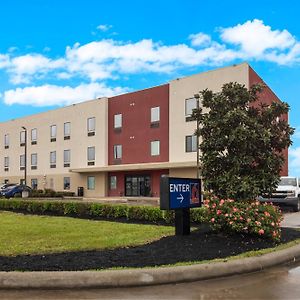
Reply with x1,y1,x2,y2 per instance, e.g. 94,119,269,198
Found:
192,82,294,201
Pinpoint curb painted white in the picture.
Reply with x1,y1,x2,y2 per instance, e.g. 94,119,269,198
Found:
0,243,300,289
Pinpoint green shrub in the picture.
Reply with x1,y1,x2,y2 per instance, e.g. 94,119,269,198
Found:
204,196,283,242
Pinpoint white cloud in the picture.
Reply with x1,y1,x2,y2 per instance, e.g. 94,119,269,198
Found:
189,33,211,47
97,24,112,32
289,147,300,176
3,83,127,107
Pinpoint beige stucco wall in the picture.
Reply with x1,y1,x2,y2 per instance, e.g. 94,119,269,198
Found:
169,63,249,163
0,98,108,196
169,167,197,178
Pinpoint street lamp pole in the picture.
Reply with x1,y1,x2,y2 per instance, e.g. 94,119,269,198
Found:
21,126,27,185
194,94,200,179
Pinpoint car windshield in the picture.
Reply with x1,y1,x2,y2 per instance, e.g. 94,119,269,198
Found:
4,185,15,191
279,178,297,186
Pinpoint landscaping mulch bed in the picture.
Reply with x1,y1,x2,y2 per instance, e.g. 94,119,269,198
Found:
1,226,300,271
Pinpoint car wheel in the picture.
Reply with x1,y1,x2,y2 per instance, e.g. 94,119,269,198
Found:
14,193,21,198
293,197,300,212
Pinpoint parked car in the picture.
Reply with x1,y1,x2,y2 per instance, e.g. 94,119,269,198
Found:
258,176,300,212
1,185,32,198
0,183,17,191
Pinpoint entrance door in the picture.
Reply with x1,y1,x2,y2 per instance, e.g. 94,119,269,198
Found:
125,175,151,197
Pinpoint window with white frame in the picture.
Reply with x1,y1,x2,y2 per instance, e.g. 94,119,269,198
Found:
151,107,160,123
50,125,57,141
185,135,197,152
20,131,26,146
31,128,37,144
64,177,70,190
50,151,56,168
87,146,95,165
114,114,122,129
20,154,25,170
4,156,9,170
64,122,71,139
113,145,122,159
87,117,95,136
31,178,38,190
31,153,37,169
87,176,95,190
151,140,160,156
4,134,9,148
64,149,71,167
185,97,197,116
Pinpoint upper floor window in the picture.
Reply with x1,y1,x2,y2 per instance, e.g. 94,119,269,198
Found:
113,145,122,160
151,140,160,156
31,153,37,169
4,134,9,149
64,149,71,167
50,125,57,142
151,107,160,123
20,131,26,146
4,156,9,171
186,135,197,152
185,97,197,119
64,122,71,140
87,146,95,165
20,154,25,170
87,117,95,136
114,114,122,130
31,128,37,145
50,151,56,168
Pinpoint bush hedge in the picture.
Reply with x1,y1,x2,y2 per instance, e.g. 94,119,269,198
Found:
0,199,207,225
30,189,75,198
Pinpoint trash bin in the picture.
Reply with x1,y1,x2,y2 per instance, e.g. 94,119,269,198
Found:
77,187,84,197
22,190,29,198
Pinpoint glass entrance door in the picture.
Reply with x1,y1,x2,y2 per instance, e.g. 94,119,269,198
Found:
125,175,151,197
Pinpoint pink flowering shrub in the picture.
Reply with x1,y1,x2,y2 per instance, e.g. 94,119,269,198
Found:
204,196,283,242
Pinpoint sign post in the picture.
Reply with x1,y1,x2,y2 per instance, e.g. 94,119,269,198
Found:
160,177,202,236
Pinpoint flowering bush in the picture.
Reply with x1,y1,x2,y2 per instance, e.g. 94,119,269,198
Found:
204,196,283,242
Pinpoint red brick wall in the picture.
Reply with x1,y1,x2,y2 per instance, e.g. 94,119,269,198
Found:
108,84,169,165
249,67,288,176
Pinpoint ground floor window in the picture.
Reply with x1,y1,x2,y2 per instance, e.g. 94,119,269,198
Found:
31,178,38,190
64,177,70,190
110,175,117,190
125,175,151,197
87,176,95,190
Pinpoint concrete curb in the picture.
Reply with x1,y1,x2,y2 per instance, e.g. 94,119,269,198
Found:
0,243,300,289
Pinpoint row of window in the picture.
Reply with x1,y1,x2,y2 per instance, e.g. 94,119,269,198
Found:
113,107,160,130
3,147,96,171
3,117,96,148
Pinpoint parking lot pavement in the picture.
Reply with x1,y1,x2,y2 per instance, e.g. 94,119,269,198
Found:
281,211,300,228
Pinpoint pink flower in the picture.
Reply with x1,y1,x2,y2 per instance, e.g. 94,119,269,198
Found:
258,229,264,235
225,213,229,217
217,210,222,215
220,199,225,206
239,216,243,220
247,218,251,223
271,222,275,227
229,221,233,225
264,211,270,217
233,207,238,212
211,218,215,223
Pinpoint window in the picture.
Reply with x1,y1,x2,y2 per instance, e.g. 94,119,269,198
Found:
113,145,122,159
110,175,117,190
151,107,160,123
151,140,160,156
186,135,197,152
20,131,26,146
50,125,57,142
4,156,9,171
64,122,71,140
87,146,95,165
64,177,70,190
87,176,95,190
114,114,122,129
50,151,56,168
31,128,37,145
64,149,71,167
31,153,37,169
4,134,9,149
185,97,197,116
20,154,25,170
87,117,95,136
31,179,38,190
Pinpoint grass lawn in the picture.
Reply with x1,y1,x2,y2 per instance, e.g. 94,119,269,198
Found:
0,211,173,256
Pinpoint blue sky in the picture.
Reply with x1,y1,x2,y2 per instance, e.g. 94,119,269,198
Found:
0,0,300,175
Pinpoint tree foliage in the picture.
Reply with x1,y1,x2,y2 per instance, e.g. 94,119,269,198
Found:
192,82,294,201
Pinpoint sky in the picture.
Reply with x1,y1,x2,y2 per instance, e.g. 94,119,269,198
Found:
0,0,300,176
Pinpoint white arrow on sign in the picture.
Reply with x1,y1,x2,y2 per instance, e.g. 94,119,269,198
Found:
177,194,184,203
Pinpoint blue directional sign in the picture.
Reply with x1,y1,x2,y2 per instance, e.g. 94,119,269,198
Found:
160,177,202,210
